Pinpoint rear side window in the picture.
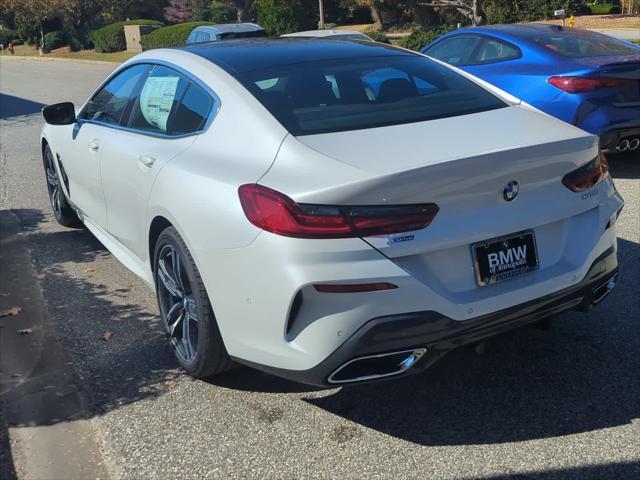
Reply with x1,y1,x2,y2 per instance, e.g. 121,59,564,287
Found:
171,83,213,135
474,39,520,63
82,64,149,125
237,55,506,136
423,36,482,65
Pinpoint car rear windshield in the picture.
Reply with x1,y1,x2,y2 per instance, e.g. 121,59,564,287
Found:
235,56,507,136
522,28,638,57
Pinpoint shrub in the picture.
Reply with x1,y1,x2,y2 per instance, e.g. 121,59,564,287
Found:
0,28,18,46
363,30,389,44
140,22,212,50
209,1,238,23
44,30,67,50
398,25,455,51
90,19,163,53
254,0,317,36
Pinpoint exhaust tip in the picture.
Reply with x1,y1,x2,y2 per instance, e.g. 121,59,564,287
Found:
327,348,426,384
616,139,630,151
629,138,639,151
592,273,618,305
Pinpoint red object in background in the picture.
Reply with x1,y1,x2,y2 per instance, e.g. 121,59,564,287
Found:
8,42,14,54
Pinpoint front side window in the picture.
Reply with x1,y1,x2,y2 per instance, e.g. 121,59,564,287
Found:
423,36,482,65
238,55,506,136
81,64,149,125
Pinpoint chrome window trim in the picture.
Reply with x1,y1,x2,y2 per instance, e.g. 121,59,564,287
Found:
78,59,221,140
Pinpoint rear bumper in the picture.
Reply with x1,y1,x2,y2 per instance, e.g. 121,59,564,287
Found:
234,247,619,387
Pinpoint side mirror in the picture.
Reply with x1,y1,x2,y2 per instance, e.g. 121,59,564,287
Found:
42,102,76,125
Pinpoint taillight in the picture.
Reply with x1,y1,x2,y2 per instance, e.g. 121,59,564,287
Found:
548,76,632,93
562,153,609,192
238,184,438,239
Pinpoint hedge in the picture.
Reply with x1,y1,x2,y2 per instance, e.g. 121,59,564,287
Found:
0,28,18,46
90,19,163,53
140,22,212,50
363,30,389,44
44,31,67,50
398,26,455,51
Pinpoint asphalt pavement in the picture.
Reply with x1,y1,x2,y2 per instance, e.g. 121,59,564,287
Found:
1,57,639,480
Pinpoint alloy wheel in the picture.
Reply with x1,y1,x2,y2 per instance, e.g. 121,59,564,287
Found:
44,148,62,218
156,243,199,364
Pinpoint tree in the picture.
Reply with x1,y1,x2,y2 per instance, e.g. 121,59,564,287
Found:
164,0,193,23
4,0,60,45
418,0,485,25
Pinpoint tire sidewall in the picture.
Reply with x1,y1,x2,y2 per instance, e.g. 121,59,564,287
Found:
154,227,212,375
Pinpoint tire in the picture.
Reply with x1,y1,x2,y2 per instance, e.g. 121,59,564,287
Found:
154,226,231,378
42,144,82,228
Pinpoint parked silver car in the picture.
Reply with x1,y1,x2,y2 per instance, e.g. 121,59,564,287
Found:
186,23,266,44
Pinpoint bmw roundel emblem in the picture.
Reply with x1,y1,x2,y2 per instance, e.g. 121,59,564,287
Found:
503,180,519,202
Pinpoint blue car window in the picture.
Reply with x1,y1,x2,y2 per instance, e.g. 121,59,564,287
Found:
423,36,482,66
518,28,638,57
474,39,520,63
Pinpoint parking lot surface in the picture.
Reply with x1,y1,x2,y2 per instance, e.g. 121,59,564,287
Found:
1,58,639,479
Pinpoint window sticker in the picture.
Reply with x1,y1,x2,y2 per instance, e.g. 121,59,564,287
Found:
140,76,180,132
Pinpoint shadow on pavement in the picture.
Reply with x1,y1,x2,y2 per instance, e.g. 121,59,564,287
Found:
0,203,637,475
479,460,640,479
606,150,640,180
0,209,178,434
0,94,46,120
207,237,639,447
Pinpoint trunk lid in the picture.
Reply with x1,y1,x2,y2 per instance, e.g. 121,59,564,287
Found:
260,105,599,260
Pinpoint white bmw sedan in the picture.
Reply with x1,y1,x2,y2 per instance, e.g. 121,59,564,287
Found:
41,39,623,386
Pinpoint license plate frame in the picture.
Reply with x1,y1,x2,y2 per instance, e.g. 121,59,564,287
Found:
472,230,539,287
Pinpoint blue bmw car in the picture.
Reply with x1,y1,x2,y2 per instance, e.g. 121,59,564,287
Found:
421,24,640,153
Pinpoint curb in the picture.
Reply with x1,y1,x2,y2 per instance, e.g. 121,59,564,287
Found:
0,55,120,66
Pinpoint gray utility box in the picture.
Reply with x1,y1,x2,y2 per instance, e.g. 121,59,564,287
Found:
124,25,159,52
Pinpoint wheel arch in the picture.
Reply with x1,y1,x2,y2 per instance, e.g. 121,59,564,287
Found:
148,215,173,271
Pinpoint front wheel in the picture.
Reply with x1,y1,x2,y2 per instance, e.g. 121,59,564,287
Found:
154,226,231,377
42,144,81,227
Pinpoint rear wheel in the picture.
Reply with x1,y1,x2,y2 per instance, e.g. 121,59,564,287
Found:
42,144,81,227
154,226,231,377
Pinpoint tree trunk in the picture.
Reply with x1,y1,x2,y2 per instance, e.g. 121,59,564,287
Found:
369,1,382,27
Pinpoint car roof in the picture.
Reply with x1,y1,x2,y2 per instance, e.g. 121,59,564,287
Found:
438,23,613,43
178,37,415,74
192,23,265,34
281,29,369,39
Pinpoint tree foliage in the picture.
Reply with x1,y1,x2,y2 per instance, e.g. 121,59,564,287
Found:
254,0,317,36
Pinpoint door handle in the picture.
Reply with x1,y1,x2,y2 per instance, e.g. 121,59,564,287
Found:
138,154,157,168
88,140,100,152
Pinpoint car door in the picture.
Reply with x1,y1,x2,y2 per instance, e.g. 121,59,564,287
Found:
99,64,215,261
64,64,150,227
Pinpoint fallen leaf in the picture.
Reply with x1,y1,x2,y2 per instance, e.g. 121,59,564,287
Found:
83,267,95,273
16,328,33,335
36,272,46,280
163,379,174,392
0,307,22,318
102,331,113,341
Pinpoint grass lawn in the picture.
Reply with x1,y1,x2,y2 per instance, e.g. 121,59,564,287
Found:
2,44,137,63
